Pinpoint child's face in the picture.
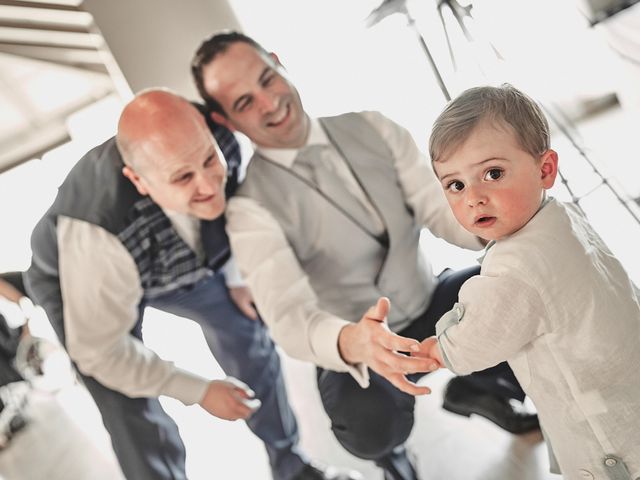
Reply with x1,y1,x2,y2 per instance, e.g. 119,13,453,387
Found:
433,121,557,241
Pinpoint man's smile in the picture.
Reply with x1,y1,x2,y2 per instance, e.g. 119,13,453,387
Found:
266,103,290,128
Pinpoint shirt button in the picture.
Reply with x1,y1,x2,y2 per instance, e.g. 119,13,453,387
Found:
578,470,594,479
604,457,617,467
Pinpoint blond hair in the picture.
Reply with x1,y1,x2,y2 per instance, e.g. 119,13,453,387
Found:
429,84,550,163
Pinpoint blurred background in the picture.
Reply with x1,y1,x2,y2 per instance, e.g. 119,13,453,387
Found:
0,0,639,478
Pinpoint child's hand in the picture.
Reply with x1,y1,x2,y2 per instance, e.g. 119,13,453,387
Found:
411,336,445,369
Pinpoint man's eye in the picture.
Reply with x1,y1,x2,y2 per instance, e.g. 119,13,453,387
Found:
484,168,503,181
237,99,251,112
446,180,465,193
174,173,193,184
235,95,253,112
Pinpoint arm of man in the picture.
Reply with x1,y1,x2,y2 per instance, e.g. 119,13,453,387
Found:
227,196,369,383
361,111,483,250
339,297,437,395
227,198,437,393
58,216,256,419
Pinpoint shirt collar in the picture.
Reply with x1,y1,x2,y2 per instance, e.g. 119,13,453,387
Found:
477,194,554,264
256,118,330,168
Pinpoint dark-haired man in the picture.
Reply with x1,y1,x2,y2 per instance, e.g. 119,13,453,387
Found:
192,32,539,480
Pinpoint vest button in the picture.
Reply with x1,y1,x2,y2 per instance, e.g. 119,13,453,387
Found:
578,470,594,479
604,457,617,467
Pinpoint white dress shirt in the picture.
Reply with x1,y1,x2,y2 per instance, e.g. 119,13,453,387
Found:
58,209,241,405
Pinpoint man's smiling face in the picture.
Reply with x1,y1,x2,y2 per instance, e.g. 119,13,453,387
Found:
201,41,309,149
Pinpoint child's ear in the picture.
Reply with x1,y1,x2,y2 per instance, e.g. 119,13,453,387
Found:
540,149,558,189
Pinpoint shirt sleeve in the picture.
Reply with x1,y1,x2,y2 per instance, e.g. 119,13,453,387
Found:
226,196,370,387
58,216,210,405
360,111,482,251
436,274,549,375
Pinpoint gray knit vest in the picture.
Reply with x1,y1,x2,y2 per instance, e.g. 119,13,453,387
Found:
26,128,238,344
236,113,435,331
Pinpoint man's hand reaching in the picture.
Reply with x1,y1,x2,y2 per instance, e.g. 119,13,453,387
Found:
199,377,261,420
338,297,440,396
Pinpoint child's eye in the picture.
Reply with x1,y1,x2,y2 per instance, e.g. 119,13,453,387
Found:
484,168,503,181
446,180,465,193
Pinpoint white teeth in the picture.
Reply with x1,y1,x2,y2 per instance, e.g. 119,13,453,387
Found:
269,105,288,126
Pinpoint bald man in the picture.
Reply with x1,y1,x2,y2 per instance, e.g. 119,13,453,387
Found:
25,90,353,480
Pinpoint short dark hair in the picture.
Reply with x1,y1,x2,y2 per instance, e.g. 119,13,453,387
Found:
429,84,550,164
191,31,267,116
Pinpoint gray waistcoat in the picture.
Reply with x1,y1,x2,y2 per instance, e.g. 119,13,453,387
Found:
236,112,435,331
26,134,236,344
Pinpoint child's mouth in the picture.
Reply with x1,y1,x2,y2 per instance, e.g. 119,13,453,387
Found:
475,216,496,227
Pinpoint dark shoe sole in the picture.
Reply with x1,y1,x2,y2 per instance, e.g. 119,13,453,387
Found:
442,395,539,434
442,398,472,417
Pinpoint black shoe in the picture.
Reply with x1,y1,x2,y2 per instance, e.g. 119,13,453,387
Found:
292,463,363,480
442,376,539,434
375,446,419,480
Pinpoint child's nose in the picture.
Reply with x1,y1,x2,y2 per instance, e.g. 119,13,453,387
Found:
466,186,487,207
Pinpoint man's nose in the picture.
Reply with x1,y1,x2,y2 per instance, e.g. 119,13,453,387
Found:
196,172,220,195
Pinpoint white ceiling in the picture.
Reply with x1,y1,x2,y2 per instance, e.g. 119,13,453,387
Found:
0,0,116,172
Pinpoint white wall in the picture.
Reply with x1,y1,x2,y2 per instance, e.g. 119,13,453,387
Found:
83,0,241,99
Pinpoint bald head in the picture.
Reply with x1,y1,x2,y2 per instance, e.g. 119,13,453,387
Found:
117,89,209,172
117,88,229,220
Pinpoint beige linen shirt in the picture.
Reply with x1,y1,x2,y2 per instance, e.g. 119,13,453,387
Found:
437,198,640,479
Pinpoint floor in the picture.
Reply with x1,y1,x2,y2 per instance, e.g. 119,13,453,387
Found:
0,102,638,480
0,336,554,480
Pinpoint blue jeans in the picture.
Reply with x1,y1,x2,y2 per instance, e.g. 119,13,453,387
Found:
82,271,306,480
